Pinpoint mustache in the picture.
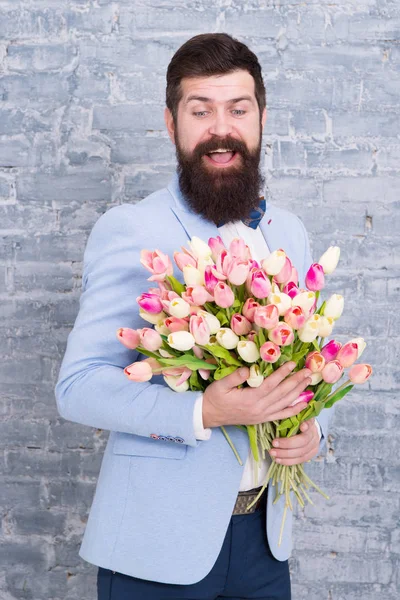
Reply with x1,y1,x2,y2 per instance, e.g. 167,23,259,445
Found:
191,137,248,160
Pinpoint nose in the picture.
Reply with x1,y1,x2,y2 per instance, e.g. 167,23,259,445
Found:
208,109,234,137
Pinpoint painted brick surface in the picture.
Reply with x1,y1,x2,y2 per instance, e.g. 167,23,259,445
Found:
0,1,398,598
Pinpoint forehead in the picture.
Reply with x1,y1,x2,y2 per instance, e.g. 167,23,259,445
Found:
180,70,256,104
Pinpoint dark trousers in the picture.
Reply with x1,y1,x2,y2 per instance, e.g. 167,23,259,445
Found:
97,491,291,600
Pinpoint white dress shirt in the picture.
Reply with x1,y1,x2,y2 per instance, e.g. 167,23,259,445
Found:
193,220,321,491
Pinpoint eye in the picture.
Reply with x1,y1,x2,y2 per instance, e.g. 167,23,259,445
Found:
193,111,209,117
232,110,246,116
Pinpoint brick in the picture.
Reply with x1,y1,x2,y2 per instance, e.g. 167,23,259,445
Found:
6,43,78,73
0,74,70,109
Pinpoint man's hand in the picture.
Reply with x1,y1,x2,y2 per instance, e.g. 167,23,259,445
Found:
269,418,320,465
202,362,312,429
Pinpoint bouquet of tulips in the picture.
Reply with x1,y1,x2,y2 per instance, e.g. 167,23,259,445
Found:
117,235,372,543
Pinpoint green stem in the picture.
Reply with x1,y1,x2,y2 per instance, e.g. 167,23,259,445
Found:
220,426,243,466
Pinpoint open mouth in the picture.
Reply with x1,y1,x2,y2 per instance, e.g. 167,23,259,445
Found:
204,149,238,167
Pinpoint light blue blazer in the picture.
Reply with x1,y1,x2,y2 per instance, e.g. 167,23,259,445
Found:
55,170,334,584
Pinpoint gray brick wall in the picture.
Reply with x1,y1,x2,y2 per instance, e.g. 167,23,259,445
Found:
0,1,398,599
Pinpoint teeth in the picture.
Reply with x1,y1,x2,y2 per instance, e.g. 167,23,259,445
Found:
210,149,231,153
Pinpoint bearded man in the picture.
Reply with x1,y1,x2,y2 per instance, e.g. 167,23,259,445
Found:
56,33,332,600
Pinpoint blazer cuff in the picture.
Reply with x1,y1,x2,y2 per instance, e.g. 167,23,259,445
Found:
193,393,212,441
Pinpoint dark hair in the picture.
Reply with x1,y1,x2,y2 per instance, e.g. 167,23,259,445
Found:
166,33,266,122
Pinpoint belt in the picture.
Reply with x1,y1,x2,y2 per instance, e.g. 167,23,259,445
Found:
232,486,267,515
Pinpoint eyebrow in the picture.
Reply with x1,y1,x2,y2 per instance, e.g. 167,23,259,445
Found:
185,95,254,105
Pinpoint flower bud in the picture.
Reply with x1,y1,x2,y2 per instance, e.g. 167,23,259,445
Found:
268,323,295,347
247,268,271,299
321,340,342,362
197,310,221,334
214,282,235,308
318,315,334,338
216,327,239,350
137,292,164,314
168,297,191,319
284,306,307,330
189,315,210,346
297,317,320,343
267,291,292,316
348,337,366,359
124,361,153,382
348,363,372,384
336,342,358,368
254,304,280,330
208,236,226,261
247,364,264,388
242,298,260,322
262,250,286,276
140,308,167,325
183,264,204,287
305,351,325,373
260,341,281,363
305,263,325,292
290,390,314,407
318,246,340,275
231,313,252,336
116,327,140,350
292,291,316,317
323,294,344,320
139,328,163,352
322,360,344,384
167,331,196,351
237,340,260,362
189,236,213,260
163,375,190,392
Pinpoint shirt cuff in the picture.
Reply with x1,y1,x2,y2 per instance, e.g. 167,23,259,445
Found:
315,418,322,441
193,393,212,441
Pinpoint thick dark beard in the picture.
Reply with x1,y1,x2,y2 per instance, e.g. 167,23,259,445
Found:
175,128,265,226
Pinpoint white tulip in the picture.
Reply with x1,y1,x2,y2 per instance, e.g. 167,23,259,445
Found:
237,340,260,363
298,317,320,343
348,337,366,358
167,331,196,351
189,236,213,260
267,291,292,316
292,291,316,315
198,310,221,334
216,328,239,350
310,372,323,385
197,256,215,276
159,348,174,358
183,264,204,287
318,246,340,275
319,315,334,337
262,250,286,276
154,320,170,336
168,297,191,318
163,375,189,393
323,294,344,320
247,364,264,388
140,309,167,325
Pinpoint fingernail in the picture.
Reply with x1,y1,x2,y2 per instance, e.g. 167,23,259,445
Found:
275,458,282,464
270,450,277,457
273,440,280,447
303,369,311,377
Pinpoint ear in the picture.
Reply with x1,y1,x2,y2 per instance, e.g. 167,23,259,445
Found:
164,107,176,145
261,107,267,130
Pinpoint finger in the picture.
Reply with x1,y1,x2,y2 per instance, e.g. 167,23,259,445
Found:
271,431,311,450
221,367,250,391
257,361,297,395
271,446,319,466
264,375,312,414
267,401,309,422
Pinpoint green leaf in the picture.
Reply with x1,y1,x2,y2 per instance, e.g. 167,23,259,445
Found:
291,343,311,363
158,355,218,370
204,344,242,366
215,310,229,326
324,385,354,408
312,339,321,352
166,275,185,295
258,328,266,346
189,370,205,391
214,365,238,380
246,425,259,461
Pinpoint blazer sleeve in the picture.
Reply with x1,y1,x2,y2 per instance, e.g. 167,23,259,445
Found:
54,204,202,447
298,216,335,454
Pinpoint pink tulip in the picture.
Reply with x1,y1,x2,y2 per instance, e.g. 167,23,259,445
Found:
322,360,344,383
140,249,173,282
173,251,197,271
124,360,153,382
227,258,251,286
247,330,257,342
254,304,279,330
139,328,163,352
161,366,192,387
268,323,295,347
284,306,307,330
336,342,358,368
283,281,300,299
214,282,235,308
247,268,272,299
137,292,164,314
260,341,281,363
349,363,373,384
321,340,342,362
164,317,189,333
216,249,232,277
204,266,219,293
182,285,213,306
116,327,140,350
305,263,325,292
189,315,211,346
192,345,204,359
208,236,226,261
231,313,252,336
274,257,293,285
305,351,326,373
242,298,260,322
229,237,247,259
290,390,314,407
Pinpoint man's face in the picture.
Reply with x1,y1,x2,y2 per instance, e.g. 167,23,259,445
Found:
164,70,267,225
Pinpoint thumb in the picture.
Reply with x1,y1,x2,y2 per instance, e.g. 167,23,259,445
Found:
220,366,249,390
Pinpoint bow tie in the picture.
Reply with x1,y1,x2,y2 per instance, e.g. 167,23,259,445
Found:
218,196,266,230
